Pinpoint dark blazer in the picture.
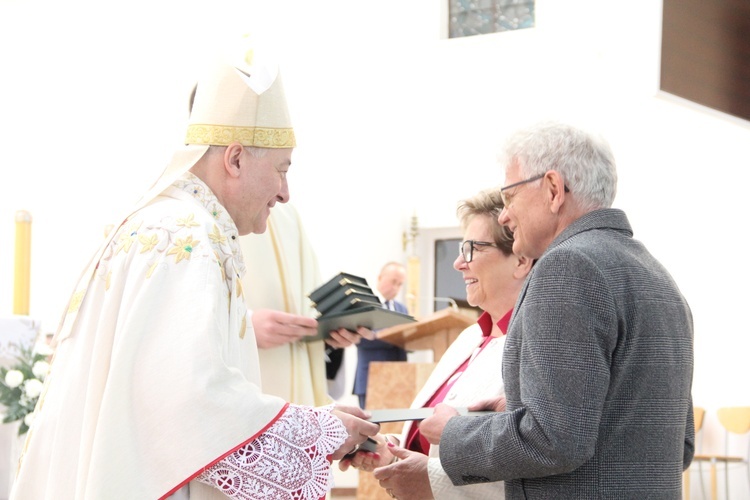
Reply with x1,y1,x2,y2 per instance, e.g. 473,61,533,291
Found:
353,299,409,398
440,209,694,499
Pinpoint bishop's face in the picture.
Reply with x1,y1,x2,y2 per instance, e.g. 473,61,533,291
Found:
233,147,292,235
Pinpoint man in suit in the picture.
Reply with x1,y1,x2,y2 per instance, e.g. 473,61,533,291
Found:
374,121,694,499
353,261,408,408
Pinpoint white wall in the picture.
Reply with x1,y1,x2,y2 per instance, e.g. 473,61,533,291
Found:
1,0,748,496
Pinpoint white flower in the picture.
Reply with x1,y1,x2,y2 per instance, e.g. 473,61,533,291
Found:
23,378,43,399
23,412,35,427
32,361,50,380
33,342,54,357
4,370,24,388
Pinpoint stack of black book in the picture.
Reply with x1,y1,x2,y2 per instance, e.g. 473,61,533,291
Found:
305,272,416,341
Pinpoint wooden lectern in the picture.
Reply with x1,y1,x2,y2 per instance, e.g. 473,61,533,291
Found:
376,308,476,362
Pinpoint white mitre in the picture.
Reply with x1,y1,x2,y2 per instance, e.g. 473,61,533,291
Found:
135,38,295,211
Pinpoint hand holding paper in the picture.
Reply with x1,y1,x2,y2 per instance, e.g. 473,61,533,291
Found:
418,403,460,445
330,404,380,460
338,434,394,472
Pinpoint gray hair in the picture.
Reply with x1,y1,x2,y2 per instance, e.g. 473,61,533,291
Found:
501,121,617,211
207,145,269,158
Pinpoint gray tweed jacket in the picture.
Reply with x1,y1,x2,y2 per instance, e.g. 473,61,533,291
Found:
440,209,694,499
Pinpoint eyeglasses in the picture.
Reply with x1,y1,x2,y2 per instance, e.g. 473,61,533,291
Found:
499,173,570,207
459,240,498,263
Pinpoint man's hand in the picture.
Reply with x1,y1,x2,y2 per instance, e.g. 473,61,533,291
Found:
325,326,376,349
418,403,459,445
331,404,380,460
373,443,433,500
338,433,395,472
468,395,506,412
251,309,318,349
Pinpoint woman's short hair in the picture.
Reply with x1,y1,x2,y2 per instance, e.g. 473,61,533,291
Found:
456,188,514,256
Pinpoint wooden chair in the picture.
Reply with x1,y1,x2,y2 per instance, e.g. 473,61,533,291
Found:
684,406,707,500
690,406,750,500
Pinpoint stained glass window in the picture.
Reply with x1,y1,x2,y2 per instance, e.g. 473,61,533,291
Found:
449,0,535,38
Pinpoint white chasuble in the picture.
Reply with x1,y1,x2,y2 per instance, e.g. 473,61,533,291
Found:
12,174,345,500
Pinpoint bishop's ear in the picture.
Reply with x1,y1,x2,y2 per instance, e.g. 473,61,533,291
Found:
224,142,245,178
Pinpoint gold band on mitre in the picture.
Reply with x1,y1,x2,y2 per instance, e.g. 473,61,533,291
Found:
185,124,296,148
186,52,296,149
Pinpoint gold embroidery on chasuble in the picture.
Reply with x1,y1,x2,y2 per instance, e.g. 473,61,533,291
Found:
67,290,86,314
176,213,200,228
209,225,227,245
214,251,227,281
115,221,142,255
166,236,200,263
236,275,244,298
240,314,247,339
139,234,159,253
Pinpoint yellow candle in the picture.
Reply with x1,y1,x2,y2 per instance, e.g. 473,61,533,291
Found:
13,210,32,316
406,255,420,318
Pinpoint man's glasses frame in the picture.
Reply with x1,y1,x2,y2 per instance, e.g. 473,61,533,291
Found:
499,172,570,207
459,240,498,263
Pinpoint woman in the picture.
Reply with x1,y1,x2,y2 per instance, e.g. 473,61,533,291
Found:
341,188,532,499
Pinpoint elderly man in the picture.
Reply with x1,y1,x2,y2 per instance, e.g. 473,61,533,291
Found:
375,121,694,499
11,47,378,499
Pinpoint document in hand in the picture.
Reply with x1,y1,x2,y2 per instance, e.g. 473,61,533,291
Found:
367,407,493,423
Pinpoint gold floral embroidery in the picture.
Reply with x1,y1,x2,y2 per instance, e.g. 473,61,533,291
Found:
189,184,205,198
176,213,199,228
167,236,200,263
214,251,226,281
209,225,227,245
209,204,224,220
115,221,142,255
67,289,86,314
139,233,159,253
240,315,247,339
235,276,243,298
